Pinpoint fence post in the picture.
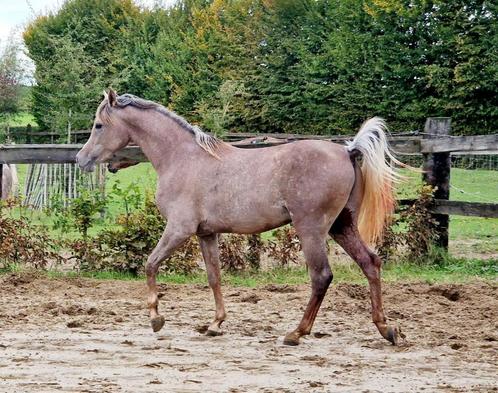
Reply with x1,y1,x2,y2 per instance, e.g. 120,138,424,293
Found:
26,124,32,144
422,117,451,249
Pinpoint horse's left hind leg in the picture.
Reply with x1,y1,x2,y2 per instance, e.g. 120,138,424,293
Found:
198,234,226,336
330,211,400,345
284,230,332,346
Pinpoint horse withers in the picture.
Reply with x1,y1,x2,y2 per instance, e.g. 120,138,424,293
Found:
77,89,403,346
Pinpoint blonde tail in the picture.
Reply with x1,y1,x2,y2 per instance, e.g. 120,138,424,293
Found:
346,117,402,245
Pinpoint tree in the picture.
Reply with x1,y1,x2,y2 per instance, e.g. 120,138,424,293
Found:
0,36,26,137
24,0,140,132
31,35,104,134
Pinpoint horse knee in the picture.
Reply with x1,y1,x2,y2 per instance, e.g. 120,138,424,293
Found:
145,260,159,277
313,267,333,296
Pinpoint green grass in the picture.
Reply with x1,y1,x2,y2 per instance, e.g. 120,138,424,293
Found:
396,168,497,250
13,163,158,238
3,255,496,286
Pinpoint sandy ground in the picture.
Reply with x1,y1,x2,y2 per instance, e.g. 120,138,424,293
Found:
0,273,496,393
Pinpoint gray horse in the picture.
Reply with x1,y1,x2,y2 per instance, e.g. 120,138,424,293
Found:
77,89,403,346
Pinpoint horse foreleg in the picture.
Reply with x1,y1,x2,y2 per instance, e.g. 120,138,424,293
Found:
145,227,190,332
198,234,226,336
284,232,332,346
331,220,401,345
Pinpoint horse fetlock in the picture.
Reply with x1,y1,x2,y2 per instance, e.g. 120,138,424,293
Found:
151,315,165,332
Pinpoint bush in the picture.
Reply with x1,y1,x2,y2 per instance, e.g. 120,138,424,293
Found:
70,195,198,275
0,199,62,269
267,226,301,266
219,234,247,272
378,185,437,263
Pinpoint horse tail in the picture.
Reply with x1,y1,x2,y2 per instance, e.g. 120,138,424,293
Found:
345,117,402,245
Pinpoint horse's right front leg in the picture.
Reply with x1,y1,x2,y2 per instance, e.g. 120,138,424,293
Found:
145,227,190,332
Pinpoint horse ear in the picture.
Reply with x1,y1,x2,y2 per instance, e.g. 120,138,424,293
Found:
108,88,118,107
103,90,108,100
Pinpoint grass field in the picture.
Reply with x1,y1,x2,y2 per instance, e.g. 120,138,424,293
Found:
4,254,497,285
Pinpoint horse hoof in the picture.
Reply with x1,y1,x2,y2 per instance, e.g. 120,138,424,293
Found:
206,328,223,337
386,325,401,346
151,315,165,332
283,332,300,346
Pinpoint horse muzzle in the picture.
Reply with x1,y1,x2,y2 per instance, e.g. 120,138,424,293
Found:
75,151,97,173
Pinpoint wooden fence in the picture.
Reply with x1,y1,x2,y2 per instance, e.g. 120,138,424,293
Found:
1,117,497,248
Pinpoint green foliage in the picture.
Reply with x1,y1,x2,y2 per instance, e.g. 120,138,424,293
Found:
23,0,139,132
70,194,199,275
29,35,104,135
48,189,106,238
24,0,498,136
109,180,143,221
69,189,107,238
0,37,27,141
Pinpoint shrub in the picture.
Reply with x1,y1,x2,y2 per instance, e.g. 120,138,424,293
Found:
246,234,264,270
0,198,62,269
70,194,198,275
267,226,301,266
378,185,438,263
48,189,106,238
219,234,247,271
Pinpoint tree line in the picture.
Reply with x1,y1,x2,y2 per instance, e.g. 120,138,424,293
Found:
23,0,498,136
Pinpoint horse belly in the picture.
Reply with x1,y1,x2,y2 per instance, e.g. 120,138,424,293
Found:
205,190,291,235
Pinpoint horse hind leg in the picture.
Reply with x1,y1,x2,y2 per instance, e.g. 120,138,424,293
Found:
284,225,332,346
330,209,401,345
198,234,226,336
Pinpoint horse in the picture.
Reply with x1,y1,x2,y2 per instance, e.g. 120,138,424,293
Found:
77,89,403,346
1,164,18,200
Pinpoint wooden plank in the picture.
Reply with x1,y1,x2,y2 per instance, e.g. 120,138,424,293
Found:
399,199,498,218
1,133,497,164
0,144,147,164
434,200,498,218
421,134,498,153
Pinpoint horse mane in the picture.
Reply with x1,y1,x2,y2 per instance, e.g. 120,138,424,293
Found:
102,94,225,159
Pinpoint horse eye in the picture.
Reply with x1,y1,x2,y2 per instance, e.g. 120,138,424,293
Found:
95,123,103,130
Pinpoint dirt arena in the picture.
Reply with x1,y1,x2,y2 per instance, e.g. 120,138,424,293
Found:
0,273,496,392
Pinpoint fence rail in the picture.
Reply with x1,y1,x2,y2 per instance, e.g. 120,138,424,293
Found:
1,133,497,164
1,119,498,248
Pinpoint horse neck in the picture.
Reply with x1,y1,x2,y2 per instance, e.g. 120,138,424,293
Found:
128,111,202,173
